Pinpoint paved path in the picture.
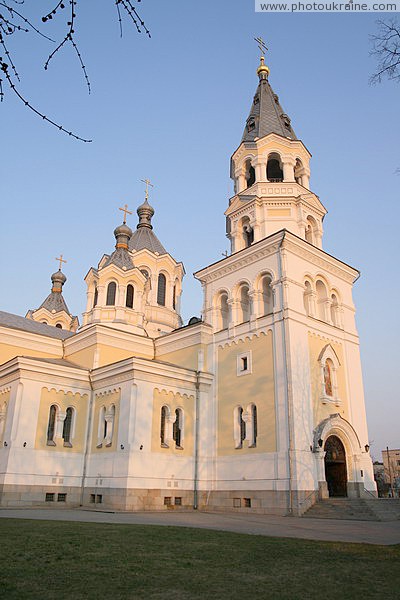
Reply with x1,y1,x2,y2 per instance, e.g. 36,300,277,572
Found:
1,508,399,545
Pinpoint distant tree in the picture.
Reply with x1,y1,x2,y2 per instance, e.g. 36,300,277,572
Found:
0,0,150,141
370,19,400,85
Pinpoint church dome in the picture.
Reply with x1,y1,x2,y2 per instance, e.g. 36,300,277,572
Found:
137,199,155,229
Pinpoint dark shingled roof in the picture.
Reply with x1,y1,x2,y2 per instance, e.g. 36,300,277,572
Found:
0,311,74,340
242,78,297,142
103,247,135,270
38,291,70,314
129,227,167,255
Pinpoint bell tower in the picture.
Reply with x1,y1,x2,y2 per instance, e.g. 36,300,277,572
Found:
226,47,326,253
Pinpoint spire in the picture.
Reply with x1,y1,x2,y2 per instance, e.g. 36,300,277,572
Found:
242,41,297,143
26,256,79,332
129,179,167,254
103,206,134,270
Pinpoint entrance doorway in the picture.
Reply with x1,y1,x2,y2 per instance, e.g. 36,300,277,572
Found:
324,435,347,497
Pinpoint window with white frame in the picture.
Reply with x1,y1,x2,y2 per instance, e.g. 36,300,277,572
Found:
247,404,258,448
62,407,74,447
237,351,252,376
173,408,183,449
234,406,246,449
160,405,169,448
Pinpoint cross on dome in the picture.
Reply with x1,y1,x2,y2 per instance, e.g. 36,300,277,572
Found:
119,203,132,224
140,178,154,201
55,254,67,271
254,36,268,58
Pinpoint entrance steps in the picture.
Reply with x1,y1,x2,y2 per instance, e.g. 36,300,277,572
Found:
303,498,400,521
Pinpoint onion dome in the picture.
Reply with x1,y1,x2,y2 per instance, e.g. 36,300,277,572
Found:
114,222,133,250
51,269,67,293
256,55,270,81
137,199,155,230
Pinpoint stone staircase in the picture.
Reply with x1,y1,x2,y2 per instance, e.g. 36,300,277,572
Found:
303,498,400,521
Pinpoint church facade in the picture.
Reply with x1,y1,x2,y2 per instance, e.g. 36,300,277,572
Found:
0,54,376,515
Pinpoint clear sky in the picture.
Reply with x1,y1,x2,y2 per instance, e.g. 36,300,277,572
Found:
0,2,399,458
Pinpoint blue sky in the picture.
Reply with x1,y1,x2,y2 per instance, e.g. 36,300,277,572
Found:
1,2,399,457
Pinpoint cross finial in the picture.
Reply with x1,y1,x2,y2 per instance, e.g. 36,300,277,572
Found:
140,178,154,201
254,36,268,58
119,203,132,224
55,254,67,271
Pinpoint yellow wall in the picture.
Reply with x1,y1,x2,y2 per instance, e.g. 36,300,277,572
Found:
217,331,276,455
151,388,194,456
308,333,349,426
0,342,61,367
156,344,207,371
91,390,120,452
35,387,89,452
66,343,150,369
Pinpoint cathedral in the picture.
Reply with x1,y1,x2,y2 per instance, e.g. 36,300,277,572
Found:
0,51,376,515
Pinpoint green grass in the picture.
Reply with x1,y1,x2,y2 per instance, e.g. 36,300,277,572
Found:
0,519,399,599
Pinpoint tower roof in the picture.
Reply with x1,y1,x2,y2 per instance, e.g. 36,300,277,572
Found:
241,57,297,143
38,269,70,314
128,199,167,255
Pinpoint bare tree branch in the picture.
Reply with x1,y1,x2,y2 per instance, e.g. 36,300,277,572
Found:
370,19,400,84
0,0,150,141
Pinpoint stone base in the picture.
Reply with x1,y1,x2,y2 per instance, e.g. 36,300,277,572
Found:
1,484,318,516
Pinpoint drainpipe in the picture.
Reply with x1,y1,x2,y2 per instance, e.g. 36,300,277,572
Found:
193,370,200,509
80,369,95,506
277,233,293,515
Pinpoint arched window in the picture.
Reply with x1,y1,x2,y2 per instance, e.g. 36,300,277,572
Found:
157,274,166,306
47,405,57,446
93,285,98,307
303,281,313,316
140,269,149,279
105,405,115,447
324,360,333,397
261,275,273,315
55,323,62,329
173,408,183,449
216,292,230,330
245,159,255,188
330,294,339,327
172,285,176,310
160,405,169,447
318,344,341,406
234,406,246,449
97,406,106,448
62,407,73,447
267,153,283,182
241,216,254,248
126,284,134,309
294,158,303,184
316,280,328,321
106,282,116,306
248,404,258,447
237,284,251,323
305,216,317,245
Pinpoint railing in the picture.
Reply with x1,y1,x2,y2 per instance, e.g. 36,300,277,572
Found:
268,178,283,183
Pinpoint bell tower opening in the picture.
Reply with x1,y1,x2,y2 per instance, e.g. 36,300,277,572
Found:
245,160,255,188
267,153,283,182
324,435,347,497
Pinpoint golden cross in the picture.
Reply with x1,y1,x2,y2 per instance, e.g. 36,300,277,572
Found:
119,203,132,224
254,36,268,57
55,254,67,271
140,178,154,201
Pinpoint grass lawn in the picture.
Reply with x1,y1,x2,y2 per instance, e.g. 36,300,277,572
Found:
0,518,399,599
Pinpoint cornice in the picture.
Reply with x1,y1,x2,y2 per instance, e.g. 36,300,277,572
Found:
64,323,154,356
195,233,283,283
155,323,213,355
0,325,64,355
0,356,90,389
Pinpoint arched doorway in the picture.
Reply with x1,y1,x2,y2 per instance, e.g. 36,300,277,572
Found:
324,435,347,497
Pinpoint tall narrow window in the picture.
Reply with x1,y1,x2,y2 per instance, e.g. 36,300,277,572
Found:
172,285,176,310
173,408,183,448
261,276,273,315
62,407,73,447
106,282,116,306
47,405,57,446
324,360,333,397
160,405,168,447
126,284,134,309
239,408,246,445
93,285,98,307
105,405,115,447
250,404,257,447
157,274,166,306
